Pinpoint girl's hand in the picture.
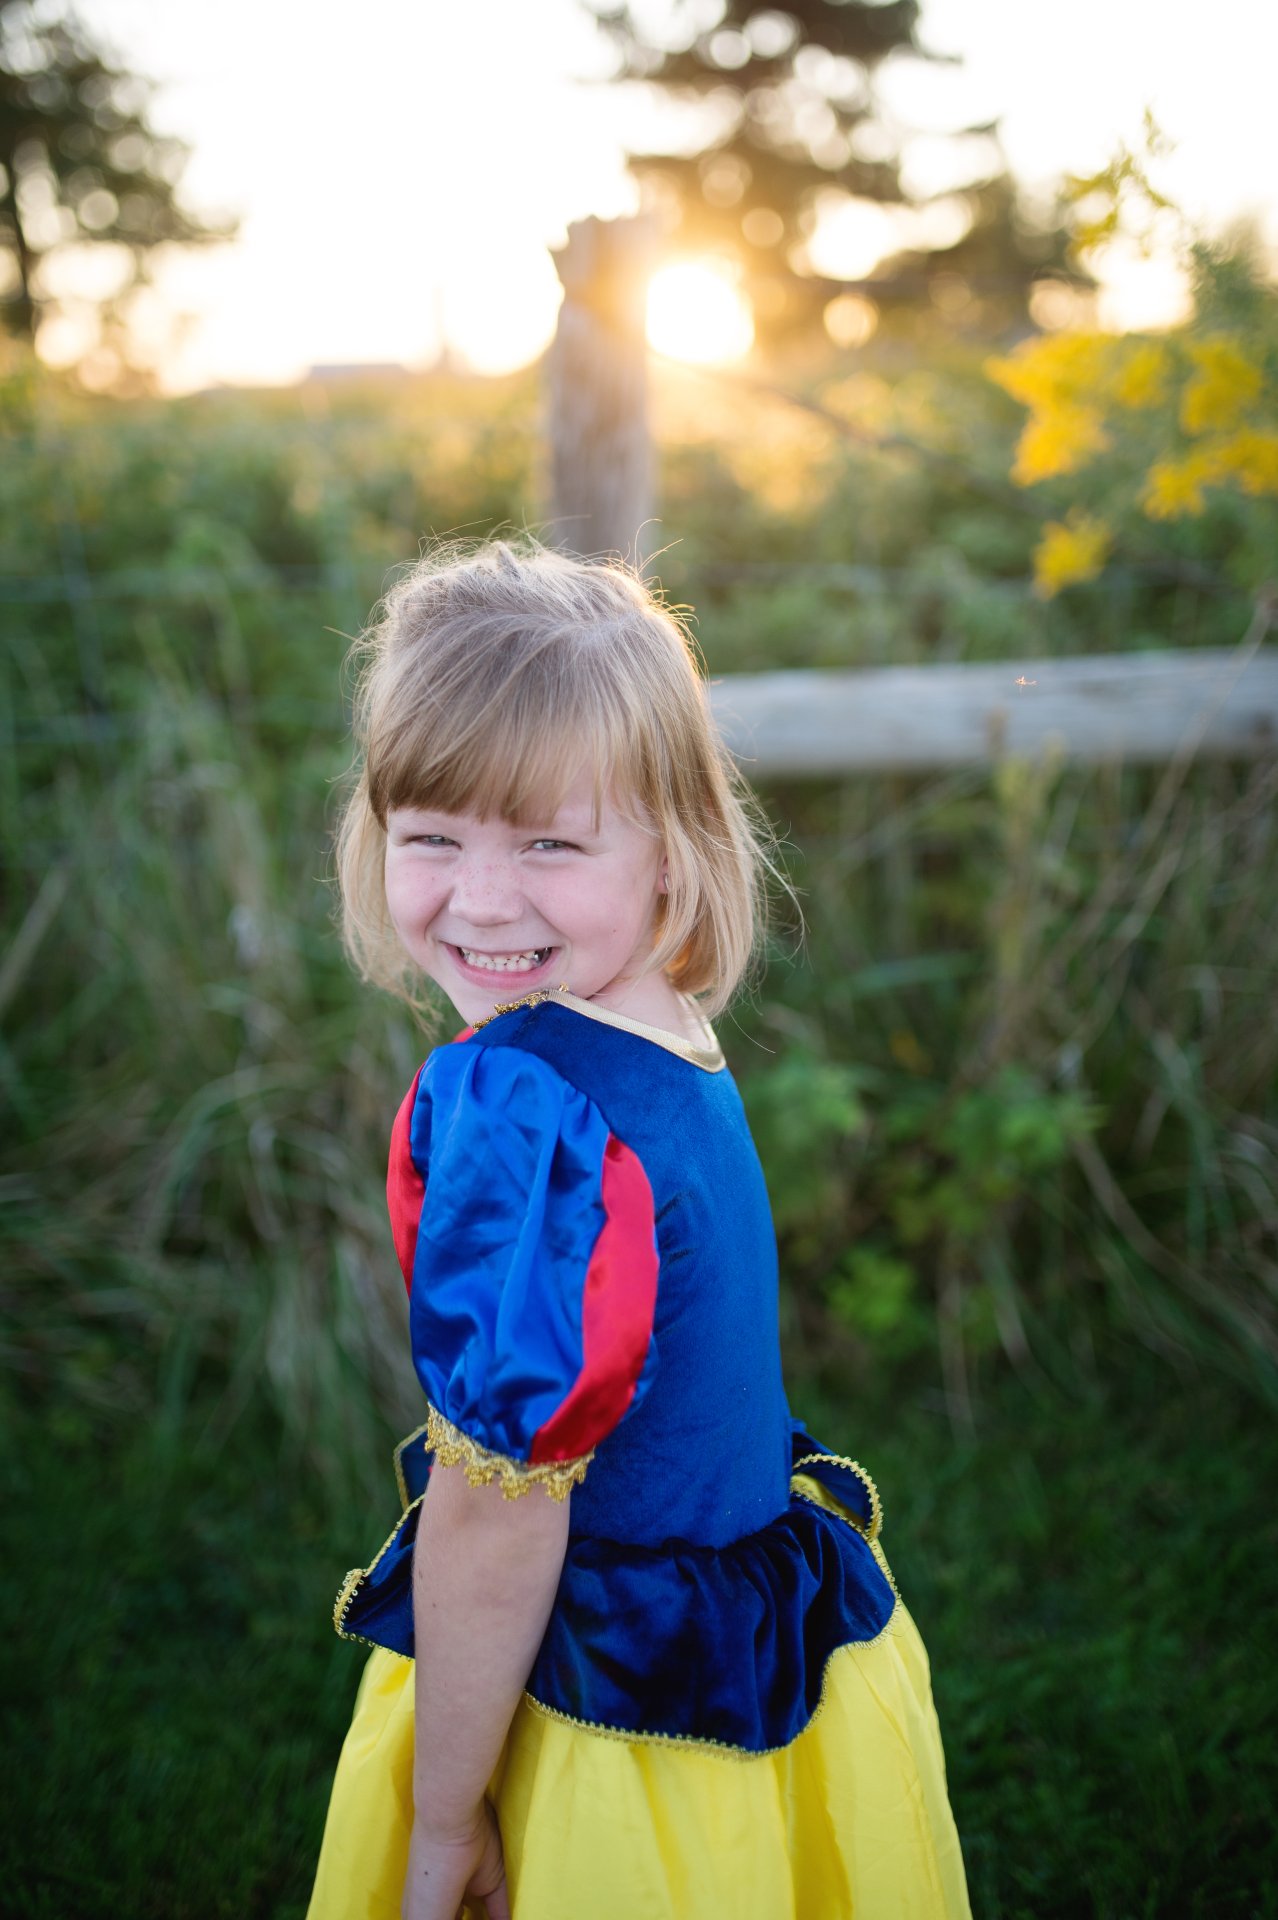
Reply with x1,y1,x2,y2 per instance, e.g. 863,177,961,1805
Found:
402,1801,509,1920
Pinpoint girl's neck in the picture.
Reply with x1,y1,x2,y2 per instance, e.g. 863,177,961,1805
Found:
586,971,707,1050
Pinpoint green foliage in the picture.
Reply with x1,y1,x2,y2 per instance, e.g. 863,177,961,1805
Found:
740,1047,868,1246
742,1035,1103,1373
880,1070,1100,1244
1062,108,1178,257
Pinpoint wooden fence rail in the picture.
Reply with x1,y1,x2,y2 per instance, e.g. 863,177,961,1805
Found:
707,648,1278,776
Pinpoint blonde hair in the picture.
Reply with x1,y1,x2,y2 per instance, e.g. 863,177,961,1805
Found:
335,537,782,1023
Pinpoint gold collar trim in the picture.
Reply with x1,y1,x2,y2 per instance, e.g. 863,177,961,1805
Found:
470,985,724,1073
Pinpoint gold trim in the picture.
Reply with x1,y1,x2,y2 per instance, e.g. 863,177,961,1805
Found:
427,1404,591,1502
333,1567,363,1626
393,1417,432,1510
468,983,724,1073
869,1534,903,1611
468,985,570,1030
520,1609,901,1758
332,1491,424,1650
791,1452,884,1542
332,1410,590,1649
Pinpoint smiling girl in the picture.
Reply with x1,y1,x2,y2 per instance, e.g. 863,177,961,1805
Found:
383,774,703,1045
307,540,970,1920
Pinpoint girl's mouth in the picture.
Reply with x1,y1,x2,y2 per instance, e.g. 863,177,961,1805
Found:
449,943,557,980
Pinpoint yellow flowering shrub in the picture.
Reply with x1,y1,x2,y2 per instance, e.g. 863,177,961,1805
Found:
988,308,1276,590
1110,342,1170,409
1211,427,1278,497
1141,452,1215,520
1180,338,1263,435
988,334,1192,494
1012,405,1110,484
987,331,1113,411
1141,426,1278,519
1033,513,1112,597
984,130,1274,597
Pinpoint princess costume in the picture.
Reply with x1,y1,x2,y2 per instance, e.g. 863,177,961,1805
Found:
308,989,970,1919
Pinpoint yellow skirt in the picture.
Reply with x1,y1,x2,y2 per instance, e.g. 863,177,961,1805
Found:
307,1589,970,1919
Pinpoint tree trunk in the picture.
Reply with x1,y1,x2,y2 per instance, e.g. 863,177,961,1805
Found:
6,192,38,340
547,215,654,565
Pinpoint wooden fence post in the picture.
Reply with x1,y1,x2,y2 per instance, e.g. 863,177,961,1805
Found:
548,215,654,565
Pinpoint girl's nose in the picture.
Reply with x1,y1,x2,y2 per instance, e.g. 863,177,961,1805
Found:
447,858,522,925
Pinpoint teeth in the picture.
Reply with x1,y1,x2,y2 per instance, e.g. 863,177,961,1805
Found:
460,947,550,972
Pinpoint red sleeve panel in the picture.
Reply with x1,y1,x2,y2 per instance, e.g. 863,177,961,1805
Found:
386,1066,425,1296
529,1132,659,1465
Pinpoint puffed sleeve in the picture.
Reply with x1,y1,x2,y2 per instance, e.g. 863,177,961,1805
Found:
386,1040,660,1501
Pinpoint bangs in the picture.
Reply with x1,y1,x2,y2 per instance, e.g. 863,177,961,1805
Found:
365,644,653,832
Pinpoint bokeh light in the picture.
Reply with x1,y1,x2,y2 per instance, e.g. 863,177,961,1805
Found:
824,292,879,350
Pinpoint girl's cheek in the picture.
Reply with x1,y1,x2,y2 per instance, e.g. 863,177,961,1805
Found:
384,866,407,922
385,864,433,933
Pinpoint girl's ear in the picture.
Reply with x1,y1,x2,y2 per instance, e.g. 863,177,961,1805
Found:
659,862,670,893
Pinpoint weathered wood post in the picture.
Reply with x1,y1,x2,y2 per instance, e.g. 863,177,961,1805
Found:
548,215,654,565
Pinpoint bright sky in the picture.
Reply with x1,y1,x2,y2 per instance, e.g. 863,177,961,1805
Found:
58,0,1278,389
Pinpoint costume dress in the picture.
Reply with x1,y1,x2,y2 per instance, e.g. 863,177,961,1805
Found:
308,989,970,1920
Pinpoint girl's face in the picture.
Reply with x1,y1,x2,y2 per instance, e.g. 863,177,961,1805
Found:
384,771,669,1027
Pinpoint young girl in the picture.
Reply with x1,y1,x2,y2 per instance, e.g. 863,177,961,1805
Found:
307,540,971,1920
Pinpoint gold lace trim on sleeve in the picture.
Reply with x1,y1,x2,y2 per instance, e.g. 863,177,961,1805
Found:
426,1404,591,1502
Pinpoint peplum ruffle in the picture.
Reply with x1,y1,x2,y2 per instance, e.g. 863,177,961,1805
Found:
334,1419,898,1756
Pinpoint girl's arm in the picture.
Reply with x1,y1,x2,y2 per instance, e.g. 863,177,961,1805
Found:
403,1461,571,1920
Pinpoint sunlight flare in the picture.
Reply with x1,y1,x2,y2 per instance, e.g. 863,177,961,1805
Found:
646,260,754,364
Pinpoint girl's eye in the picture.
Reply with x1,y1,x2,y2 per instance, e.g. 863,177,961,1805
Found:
406,833,454,847
530,838,575,852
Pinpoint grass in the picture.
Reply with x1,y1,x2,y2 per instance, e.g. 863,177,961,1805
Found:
2,1342,1275,1918
0,1390,369,1920
813,1363,1278,1918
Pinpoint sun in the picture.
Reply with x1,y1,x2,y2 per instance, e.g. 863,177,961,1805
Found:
646,260,755,364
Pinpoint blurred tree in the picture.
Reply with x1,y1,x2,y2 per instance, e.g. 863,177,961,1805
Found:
0,0,234,379
585,0,1073,343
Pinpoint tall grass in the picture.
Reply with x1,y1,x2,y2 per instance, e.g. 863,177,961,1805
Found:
3,352,1276,1487
3,646,421,1497
741,737,1278,1425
